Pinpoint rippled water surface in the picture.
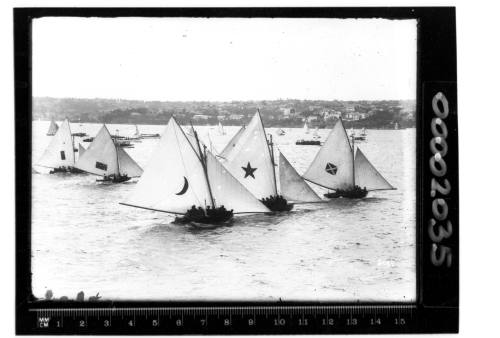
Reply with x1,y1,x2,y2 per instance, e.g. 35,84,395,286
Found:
31,121,416,301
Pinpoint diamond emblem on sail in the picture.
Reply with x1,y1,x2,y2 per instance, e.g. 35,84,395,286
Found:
325,163,337,175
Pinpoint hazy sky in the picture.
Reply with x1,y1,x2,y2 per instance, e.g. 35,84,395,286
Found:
32,17,416,101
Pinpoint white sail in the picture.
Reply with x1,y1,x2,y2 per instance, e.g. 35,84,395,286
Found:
220,112,277,199
279,151,321,203
220,125,245,158
46,119,59,136
122,118,213,214
304,122,309,134
302,119,354,190
75,125,119,176
37,119,75,168
354,148,395,191
218,121,226,135
116,146,143,177
78,143,86,158
133,125,141,138
206,151,269,213
313,127,319,136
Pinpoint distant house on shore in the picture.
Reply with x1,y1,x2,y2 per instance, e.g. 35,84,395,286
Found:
193,114,210,120
229,114,245,120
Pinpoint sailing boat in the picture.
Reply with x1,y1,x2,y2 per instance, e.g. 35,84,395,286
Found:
121,117,269,224
278,151,322,203
220,110,293,211
75,125,143,183
277,128,286,136
46,119,59,136
302,118,395,198
303,121,310,134
36,119,83,174
218,121,226,135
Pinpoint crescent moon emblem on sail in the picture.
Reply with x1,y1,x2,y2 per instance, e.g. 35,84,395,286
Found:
176,176,189,195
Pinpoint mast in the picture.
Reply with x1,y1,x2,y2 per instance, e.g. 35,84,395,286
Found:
268,133,278,196
257,109,277,196
193,125,215,209
351,132,356,187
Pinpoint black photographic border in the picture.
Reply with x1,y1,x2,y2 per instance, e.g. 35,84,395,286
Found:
14,7,458,334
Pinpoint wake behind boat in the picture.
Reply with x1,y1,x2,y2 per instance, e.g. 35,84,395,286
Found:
75,125,143,183
121,117,270,224
303,118,395,198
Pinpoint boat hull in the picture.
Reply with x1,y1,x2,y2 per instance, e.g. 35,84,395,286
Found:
296,140,321,146
324,186,368,199
260,195,294,212
174,206,234,224
96,175,131,183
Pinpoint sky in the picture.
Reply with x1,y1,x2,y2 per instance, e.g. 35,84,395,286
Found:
32,17,417,102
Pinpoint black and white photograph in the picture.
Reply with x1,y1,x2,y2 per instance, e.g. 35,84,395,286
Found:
29,16,418,303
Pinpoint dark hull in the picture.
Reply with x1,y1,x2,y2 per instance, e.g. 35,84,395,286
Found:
174,206,234,224
260,195,294,212
49,166,85,174
96,175,131,183
296,140,321,146
324,186,368,199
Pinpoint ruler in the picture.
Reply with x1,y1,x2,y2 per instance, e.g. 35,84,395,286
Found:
29,305,416,334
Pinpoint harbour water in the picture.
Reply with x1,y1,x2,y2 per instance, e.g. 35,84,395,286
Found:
31,121,416,302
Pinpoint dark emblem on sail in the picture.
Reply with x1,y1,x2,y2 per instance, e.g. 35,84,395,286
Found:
176,176,189,195
242,162,257,179
60,151,66,160
95,161,108,171
325,163,338,175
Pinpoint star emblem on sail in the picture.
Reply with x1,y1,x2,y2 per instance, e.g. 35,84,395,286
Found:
74,124,143,179
302,118,395,192
121,117,270,214
242,162,257,179
36,119,76,170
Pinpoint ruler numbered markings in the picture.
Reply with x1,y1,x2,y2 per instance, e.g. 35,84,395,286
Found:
31,305,415,333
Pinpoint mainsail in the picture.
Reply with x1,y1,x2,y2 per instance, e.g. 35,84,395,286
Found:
37,119,75,168
78,143,86,158
302,119,354,190
46,119,59,136
220,111,277,199
304,122,309,134
278,151,321,203
75,125,120,176
219,125,245,158
354,148,395,191
122,118,269,214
